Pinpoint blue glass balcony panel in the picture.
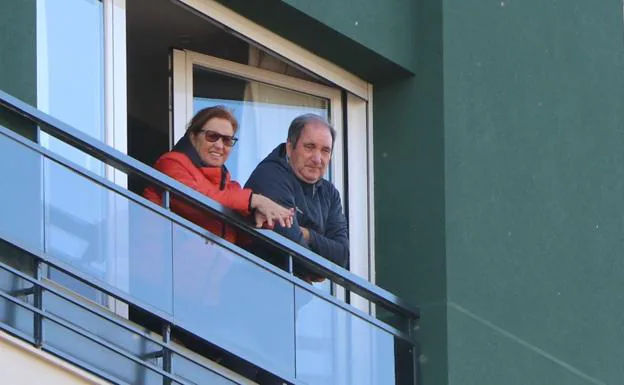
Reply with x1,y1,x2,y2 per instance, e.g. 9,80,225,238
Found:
172,223,296,379
43,158,173,313
0,132,43,252
295,287,396,385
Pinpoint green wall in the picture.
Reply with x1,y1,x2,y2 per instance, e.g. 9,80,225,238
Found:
0,0,37,140
373,0,447,383
0,0,39,271
281,0,418,72
0,1,36,105
215,0,413,81
444,0,624,384
236,0,624,384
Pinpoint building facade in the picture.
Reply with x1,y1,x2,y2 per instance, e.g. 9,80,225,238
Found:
1,1,624,384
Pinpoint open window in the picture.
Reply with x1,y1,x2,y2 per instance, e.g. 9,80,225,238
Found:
170,49,344,195
126,0,375,302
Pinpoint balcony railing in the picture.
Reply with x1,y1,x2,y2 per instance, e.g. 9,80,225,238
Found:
0,237,251,385
0,89,420,385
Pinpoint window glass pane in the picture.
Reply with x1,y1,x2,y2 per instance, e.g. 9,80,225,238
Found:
38,0,105,168
193,66,329,185
37,0,107,302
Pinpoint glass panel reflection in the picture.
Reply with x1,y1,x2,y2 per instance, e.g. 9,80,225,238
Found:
38,0,105,156
0,132,43,252
44,159,173,313
172,224,295,378
295,287,396,385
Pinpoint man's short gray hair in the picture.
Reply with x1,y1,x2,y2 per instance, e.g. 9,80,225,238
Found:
287,113,336,148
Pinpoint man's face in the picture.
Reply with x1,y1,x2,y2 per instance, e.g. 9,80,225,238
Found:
286,123,333,184
190,117,235,167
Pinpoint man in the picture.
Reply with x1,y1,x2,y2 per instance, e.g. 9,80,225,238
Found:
245,114,349,276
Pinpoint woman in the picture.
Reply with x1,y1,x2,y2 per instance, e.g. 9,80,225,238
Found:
144,105,293,241
139,107,293,377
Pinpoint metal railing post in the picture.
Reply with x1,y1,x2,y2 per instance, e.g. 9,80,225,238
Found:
33,259,43,348
162,322,172,385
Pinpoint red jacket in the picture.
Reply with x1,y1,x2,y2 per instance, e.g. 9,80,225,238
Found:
144,151,252,243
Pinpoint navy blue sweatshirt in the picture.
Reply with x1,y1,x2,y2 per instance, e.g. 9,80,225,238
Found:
245,144,349,268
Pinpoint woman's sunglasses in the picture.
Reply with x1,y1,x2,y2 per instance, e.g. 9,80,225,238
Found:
200,130,238,147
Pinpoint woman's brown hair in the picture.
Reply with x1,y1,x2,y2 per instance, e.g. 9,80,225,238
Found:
186,106,238,135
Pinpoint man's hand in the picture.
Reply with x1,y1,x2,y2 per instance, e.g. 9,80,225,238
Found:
300,226,310,243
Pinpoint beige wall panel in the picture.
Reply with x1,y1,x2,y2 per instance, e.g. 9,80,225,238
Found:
0,331,110,385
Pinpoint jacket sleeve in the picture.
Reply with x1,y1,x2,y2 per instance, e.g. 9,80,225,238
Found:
156,157,252,215
246,165,349,267
245,164,308,248
307,187,349,267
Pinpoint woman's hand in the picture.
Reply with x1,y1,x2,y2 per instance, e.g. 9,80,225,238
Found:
250,193,294,228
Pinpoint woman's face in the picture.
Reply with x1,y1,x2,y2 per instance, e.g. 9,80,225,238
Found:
190,117,236,168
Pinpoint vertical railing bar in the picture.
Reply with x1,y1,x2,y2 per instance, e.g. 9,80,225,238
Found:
33,259,43,348
163,190,171,210
165,188,175,385
166,188,175,384
36,124,46,349
162,322,172,385
291,285,297,380
288,254,294,274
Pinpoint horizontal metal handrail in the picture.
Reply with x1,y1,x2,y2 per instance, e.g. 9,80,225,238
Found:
0,89,419,322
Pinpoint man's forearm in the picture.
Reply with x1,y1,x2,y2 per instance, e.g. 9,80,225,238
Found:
307,229,349,268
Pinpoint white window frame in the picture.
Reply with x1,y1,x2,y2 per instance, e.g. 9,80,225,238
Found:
37,0,128,315
174,0,377,298
105,0,129,316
